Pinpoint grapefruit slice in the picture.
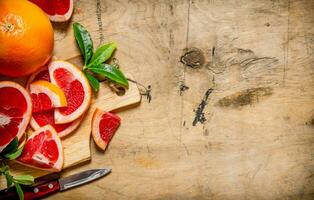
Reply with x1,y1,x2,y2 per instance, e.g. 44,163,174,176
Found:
91,108,121,150
0,81,32,152
30,80,67,113
29,0,74,22
30,111,82,138
17,125,63,172
48,60,91,124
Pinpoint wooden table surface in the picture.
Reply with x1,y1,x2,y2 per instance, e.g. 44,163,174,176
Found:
50,0,313,199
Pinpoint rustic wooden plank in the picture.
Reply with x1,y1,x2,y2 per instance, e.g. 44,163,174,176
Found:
180,0,314,200
1,0,313,199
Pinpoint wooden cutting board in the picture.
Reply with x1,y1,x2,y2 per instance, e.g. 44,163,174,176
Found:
0,56,141,185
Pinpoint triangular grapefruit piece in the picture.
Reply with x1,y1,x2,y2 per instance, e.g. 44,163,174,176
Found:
91,108,121,150
17,125,64,172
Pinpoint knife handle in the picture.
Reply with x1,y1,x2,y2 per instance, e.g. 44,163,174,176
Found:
24,180,60,200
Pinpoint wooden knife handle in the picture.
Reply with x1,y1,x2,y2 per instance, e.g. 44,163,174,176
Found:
24,180,60,200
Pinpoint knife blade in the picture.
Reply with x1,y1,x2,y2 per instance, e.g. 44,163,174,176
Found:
59,168,111,191
0,168,111,200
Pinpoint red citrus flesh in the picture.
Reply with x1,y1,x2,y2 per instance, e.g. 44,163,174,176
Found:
0,81,32,152
20,131,58,168
31,93,53,113
30,0,70,15
17,125,63,171
99,113,121,143
29,80,67,113
49,61,91,124
33,111,71,133
29,68,52,112
31,111,81,138
54,68,84,116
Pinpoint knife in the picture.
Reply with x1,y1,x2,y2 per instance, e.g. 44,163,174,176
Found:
0,168,111,200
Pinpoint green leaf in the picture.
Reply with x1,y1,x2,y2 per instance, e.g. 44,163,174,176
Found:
89,64,129,88
1,138,18,155
4,171,13,188
14,182,24,200
4,144,24,160
88,43,117,68
13,175,34,185
73,22,94,65
84,72,100,92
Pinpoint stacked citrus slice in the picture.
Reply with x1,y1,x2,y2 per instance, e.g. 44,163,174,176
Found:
28,61,91,138
30,80,67,113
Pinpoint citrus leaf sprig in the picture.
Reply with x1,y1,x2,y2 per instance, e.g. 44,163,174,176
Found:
73,22,129,92
0,138,34,200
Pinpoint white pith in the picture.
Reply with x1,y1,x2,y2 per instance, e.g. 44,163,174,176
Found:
33,153,50,165
48,60,91,124
0,114,10,127
30,117,40,130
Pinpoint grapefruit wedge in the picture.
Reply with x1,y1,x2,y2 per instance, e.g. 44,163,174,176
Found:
17,125,63,172
29,0,74,22
92,108,121,150
0,81,32,152
30,80,67,113
48,60,91,124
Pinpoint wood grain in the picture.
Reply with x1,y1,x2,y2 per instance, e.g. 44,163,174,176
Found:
51,0,314,199
1,0,314,199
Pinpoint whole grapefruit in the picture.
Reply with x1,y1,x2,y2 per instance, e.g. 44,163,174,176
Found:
0,0,54,77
